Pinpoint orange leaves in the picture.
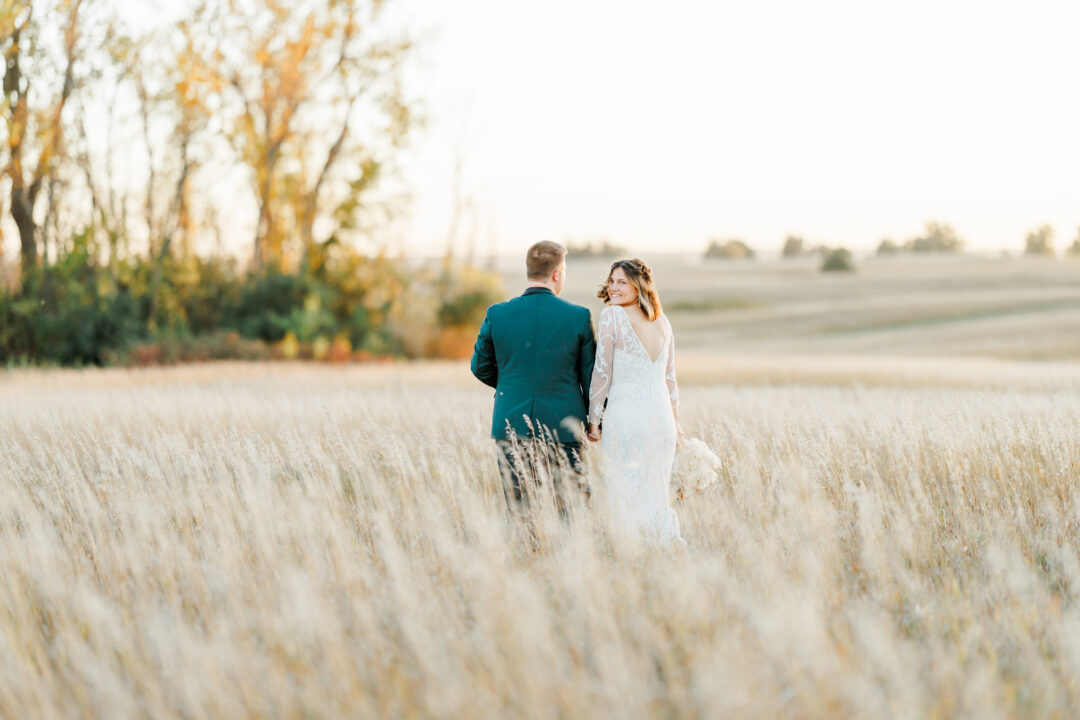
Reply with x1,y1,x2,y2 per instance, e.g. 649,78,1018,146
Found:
428,325,478,360
184,0,415,269
3,0,416,277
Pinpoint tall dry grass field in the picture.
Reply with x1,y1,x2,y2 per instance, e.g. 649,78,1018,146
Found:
3,359,1080,718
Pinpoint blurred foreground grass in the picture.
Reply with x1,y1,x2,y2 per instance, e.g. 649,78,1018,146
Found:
2,359,1079,717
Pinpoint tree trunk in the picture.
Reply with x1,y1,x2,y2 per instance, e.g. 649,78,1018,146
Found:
149,137,191,327
254,194,270,270
11,187,36,276
253,142,281,271
300,99,354,268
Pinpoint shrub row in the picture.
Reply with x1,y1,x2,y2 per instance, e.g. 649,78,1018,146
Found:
1,238,502,367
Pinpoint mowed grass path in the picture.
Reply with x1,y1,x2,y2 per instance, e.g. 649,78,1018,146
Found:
3,360,1080,717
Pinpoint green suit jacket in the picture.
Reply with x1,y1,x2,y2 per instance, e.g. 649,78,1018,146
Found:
471,287,596,442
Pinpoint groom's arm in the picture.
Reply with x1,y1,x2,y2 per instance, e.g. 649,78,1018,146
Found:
471,310,498,388
576,308,597,404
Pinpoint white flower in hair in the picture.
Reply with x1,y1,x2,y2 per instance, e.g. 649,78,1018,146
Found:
671,437,722,499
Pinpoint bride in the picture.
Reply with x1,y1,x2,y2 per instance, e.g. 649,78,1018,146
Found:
587,258,686,547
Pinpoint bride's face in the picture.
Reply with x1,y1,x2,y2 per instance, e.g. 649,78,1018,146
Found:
607,267,638,306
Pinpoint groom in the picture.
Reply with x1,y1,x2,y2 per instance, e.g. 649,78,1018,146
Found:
471,240,597,518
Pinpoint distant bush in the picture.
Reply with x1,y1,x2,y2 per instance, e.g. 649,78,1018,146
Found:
1067,228,1080,257
1023,225,1055,256
821,248,855,272
0,232,145,365
781,235,807,257
102,331,275,367
705,238,755,260
564,240,628,259
876,238,901,255
872,223,964,255
906,222,964,253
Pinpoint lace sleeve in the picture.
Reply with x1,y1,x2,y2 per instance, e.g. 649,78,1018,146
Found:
664,315,679,410
588,306,617,424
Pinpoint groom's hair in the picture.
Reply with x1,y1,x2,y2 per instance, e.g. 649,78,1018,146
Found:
526,241,567,280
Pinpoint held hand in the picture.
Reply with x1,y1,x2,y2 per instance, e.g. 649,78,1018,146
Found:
587,423,602,442
676,424,685,448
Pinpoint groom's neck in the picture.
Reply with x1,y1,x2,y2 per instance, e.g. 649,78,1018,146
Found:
526,281,559,295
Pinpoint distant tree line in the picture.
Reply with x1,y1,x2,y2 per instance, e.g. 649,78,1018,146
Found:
1019,225,1080,258
874,222,964,255
706,235,852,271
565,239,628,259
696,220,1080,274
0,0,501,366
876,222,1080,258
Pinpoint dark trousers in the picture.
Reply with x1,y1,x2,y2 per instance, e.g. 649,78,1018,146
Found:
496,438,588,520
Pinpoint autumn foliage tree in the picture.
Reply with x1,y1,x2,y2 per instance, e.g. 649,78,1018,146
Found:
1,0,88,275
1,0,417,281
185,0,415,271
0,0,501,366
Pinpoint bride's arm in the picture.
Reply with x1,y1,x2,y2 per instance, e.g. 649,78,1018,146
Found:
665,316,683,442
587,306,616,441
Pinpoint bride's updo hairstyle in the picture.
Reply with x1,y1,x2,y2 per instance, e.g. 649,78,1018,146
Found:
597,258,662,321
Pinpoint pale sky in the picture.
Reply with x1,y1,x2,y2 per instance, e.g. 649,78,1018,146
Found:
395,0,1080,257
6,0,1079,263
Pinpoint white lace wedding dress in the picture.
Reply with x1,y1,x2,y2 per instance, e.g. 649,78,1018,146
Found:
589,304,685,547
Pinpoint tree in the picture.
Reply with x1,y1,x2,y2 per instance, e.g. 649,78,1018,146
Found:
1066,227,1080,258
1,0,89,278
565,239,627,259
0,0,498,367
705,238,755,260
1023,225,1054,256
781,235,806,257
187,0,416,270
906,222,963,253
137,22,212,263
821,247,854,272
876,237,900,255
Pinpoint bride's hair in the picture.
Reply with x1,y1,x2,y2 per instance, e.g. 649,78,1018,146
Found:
596,258,662,321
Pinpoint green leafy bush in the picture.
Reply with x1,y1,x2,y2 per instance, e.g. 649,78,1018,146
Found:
0,238,504,366
821,248,855,273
